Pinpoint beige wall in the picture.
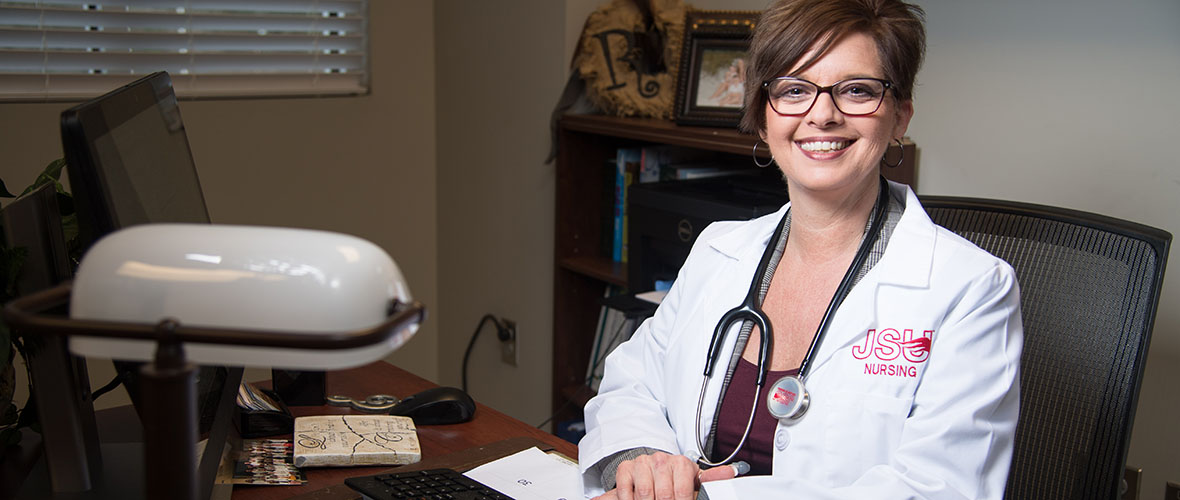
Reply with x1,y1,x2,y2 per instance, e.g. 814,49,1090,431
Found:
433,0,565,428
183,1,439,382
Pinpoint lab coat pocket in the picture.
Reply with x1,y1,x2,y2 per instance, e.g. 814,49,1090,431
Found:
821,391,913,485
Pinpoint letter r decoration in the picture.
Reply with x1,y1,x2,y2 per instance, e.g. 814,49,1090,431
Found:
592,29,660,98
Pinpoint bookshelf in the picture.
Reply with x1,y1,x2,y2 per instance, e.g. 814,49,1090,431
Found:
551,114,915,425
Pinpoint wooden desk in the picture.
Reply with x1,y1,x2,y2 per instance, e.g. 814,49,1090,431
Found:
231,362,578,500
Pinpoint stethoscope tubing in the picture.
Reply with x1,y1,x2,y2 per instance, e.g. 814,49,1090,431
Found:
702,211,789,385
696,209,790,467
694,176,890,467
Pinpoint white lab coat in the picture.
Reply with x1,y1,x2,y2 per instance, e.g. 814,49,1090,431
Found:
579,181,1023,500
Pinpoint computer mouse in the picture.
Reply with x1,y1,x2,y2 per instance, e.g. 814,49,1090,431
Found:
388,386,476,425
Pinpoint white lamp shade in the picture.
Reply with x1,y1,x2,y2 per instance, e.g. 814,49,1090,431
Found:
69,223,418,369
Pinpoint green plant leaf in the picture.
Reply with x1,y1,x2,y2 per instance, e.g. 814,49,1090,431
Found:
21,158,68,197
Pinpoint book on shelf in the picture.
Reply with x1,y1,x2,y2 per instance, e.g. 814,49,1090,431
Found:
638,145,698,183
613,148,641,263
660,158,749,181
601,158,615,260
585,307,634,393
585,287,651,393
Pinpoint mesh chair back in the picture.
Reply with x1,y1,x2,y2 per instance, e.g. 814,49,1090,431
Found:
920,196,1170,500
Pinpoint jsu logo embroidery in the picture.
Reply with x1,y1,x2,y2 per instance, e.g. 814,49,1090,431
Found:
851,328,934,378
772,387,797,406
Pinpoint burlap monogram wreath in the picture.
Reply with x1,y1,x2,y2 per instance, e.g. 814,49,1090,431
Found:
573,0,686,119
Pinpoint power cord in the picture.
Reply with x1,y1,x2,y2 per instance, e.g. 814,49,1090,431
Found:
461,313,514,393
459,310,636,432
91,373,124,401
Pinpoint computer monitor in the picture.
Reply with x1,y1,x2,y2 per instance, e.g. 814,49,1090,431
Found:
22,71,242,500
2,183,106,495
61,72,210,251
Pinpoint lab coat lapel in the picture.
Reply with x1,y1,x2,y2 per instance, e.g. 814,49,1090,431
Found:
706,204,789,263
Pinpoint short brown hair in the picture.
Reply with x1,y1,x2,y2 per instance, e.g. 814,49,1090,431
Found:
740,0,926,135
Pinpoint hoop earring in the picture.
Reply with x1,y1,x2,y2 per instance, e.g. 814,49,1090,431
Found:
881,138,904,168
753,141,774,168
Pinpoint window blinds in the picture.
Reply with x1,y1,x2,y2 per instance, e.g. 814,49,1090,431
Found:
0,0,368,100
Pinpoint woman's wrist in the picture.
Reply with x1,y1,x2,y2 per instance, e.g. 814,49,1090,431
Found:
597,446,663,490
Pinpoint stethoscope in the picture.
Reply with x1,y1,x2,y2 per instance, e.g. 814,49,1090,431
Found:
694,176,890,467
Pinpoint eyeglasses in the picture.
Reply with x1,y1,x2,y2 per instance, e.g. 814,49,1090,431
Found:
762,77,893,116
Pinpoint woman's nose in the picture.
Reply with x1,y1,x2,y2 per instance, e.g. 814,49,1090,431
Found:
806,92,843,128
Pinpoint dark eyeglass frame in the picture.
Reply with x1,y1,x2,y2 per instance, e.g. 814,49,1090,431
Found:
761,77,894,117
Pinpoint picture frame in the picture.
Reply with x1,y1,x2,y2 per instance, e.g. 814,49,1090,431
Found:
673,10,760,128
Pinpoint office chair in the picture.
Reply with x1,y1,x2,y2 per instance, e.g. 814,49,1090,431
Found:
919,195,1171,500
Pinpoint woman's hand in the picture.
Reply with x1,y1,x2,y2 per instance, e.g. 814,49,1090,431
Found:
593,452,737,500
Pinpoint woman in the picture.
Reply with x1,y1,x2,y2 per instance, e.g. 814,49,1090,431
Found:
707,58,746,108
578,1,1023,499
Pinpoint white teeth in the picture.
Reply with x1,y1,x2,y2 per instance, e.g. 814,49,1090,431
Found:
800,140,849,153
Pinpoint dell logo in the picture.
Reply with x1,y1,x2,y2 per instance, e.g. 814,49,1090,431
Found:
677,219,694,242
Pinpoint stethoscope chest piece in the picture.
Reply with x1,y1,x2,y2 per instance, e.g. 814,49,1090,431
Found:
766,375,809,421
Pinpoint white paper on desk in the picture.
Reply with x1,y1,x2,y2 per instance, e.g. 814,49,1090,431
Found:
464,447,587,500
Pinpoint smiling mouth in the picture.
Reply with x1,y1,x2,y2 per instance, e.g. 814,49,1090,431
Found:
798,140,853,153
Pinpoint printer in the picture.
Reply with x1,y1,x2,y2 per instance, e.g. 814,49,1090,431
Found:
627,170,788,294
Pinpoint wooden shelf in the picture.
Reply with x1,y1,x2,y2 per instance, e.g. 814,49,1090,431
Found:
560,384,597,410
559,114,759,158
558,255,627,287
550,114,760,427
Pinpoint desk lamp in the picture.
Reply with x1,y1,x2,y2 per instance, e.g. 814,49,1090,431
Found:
3,223,426,500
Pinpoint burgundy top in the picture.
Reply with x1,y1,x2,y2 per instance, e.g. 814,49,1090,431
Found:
712,357,798,476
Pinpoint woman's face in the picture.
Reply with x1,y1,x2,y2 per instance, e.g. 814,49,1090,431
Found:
762,32,913,199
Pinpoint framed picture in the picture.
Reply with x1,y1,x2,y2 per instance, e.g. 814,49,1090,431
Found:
673,10,759,128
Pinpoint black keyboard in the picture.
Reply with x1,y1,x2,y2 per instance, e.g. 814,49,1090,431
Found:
344,468,513,500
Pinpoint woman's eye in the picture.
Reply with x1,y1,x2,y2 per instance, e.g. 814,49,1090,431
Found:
775,85,812,100
840,83,880,100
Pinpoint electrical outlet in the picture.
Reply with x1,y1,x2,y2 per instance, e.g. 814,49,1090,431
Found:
499,318,517,366
1122,467,1141,500
1166,481,1180,500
